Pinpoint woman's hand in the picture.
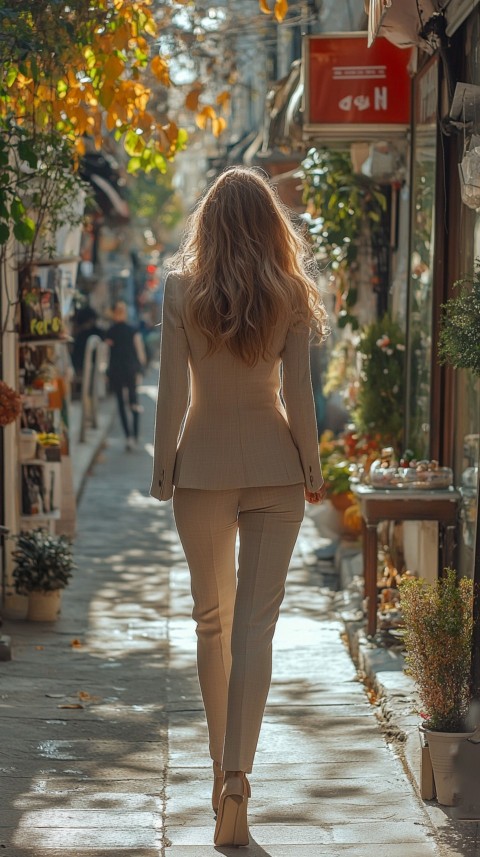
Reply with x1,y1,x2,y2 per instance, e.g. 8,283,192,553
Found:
305,484,327,504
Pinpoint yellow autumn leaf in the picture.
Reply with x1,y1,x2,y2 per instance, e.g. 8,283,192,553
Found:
216,90,230,108
185,87,202,111
134,89,150,112
196,105,217,130
259,0,271,13
212,116,227,137
104,55,125,82
134,110,155,133
151,56,170,85
70,106,89,134
124,128,145,155
144,17,157,37
112,26,131,50
37,84,54,102
84,90,98,107
156,127,170,151
195,115,208,130
16,73,33,87
163,121,179,144
274,0,288,21
74,138,86,156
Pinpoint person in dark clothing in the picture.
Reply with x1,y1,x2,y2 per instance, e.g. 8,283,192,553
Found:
106,301,146,450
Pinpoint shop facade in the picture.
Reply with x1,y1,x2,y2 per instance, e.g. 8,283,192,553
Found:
369,0,480,580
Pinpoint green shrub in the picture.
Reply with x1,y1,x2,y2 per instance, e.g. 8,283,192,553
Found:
438,265,480,376
12,529,75,594
399,569,473,732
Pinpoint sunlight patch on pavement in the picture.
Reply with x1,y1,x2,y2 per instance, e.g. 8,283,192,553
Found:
138,384,157,401
127,488,157,507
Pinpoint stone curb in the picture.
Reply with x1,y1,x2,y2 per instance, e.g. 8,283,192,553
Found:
342,619,422,795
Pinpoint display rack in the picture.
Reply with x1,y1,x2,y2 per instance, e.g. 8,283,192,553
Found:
17,263,74,532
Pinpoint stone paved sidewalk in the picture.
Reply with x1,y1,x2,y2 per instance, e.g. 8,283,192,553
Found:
1,378,442,856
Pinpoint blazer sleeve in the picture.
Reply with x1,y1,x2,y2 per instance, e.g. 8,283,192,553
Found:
281,321,324,492
150,275,190,501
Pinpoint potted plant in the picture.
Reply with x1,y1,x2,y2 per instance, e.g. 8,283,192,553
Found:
352,314,406,454
438,263,480,377
399,568,476,805
12,529,75,621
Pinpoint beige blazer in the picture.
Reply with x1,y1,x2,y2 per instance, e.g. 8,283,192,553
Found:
150,273,323,501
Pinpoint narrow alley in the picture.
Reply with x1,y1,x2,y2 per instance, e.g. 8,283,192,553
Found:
1,381,441,856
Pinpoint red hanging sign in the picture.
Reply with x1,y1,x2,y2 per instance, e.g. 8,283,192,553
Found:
304,34,411,132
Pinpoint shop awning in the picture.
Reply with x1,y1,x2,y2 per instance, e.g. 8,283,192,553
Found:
367,0,480,49
367,0,440,51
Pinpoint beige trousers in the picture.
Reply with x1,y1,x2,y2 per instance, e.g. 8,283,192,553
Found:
172,483,304,773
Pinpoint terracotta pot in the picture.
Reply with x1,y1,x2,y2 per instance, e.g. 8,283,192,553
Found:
422,727,475,806
329,492,355,512
27,589,62,622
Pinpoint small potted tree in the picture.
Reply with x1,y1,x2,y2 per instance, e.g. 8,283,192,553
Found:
12,529,75,621
399,569,476,805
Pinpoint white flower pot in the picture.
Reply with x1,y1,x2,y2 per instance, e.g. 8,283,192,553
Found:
27,589,62,622
423,727,475,806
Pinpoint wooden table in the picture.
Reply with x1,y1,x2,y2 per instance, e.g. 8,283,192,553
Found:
351,484,461,637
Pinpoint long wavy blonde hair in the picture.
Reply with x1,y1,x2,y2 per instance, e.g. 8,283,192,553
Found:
171,166,329,365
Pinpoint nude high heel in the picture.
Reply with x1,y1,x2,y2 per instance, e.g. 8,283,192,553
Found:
212,760,223,814
213,772,251,847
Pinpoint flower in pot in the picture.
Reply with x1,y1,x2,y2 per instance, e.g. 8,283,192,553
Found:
399,568,476,805
12,529,75,622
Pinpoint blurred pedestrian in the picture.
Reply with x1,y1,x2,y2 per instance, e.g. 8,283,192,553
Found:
106,301,146,450
150,167,329,846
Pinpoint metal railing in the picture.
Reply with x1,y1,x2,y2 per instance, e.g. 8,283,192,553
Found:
79,335,108,443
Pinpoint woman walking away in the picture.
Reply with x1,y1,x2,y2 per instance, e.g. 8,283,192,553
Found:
150,167,329,847
106,301,146,450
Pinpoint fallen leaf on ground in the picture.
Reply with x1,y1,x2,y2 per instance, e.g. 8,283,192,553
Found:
35,646,44,651
77,690,101,702
70,639,83,648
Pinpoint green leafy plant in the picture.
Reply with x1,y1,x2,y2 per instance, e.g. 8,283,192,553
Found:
438,263,480,376
12,529,75,594
300,147,387,330
399,569,473,732
321,457,352,496
0,117,90,259
352,314,405,452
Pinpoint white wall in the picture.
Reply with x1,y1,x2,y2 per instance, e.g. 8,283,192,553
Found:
402,520,438,584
